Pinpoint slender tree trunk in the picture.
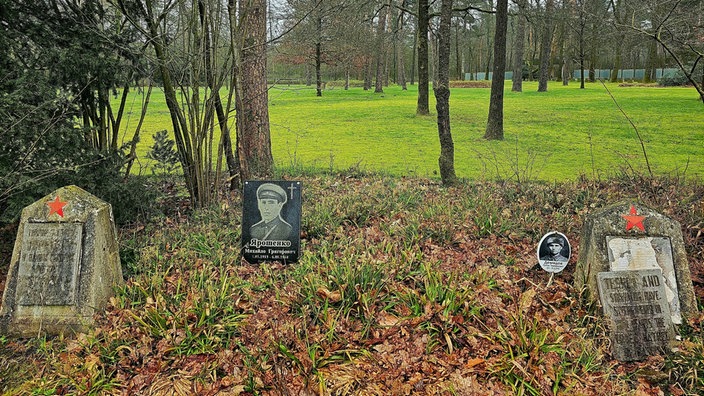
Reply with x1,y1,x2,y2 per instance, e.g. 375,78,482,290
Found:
375,3,388,93
644,38,657,83
511,1,526,92
397,7,407,89
123,84,153,179
410,27,416,84
578,2,586,89
315,40,322,96
235,0,273,180
364,57,373,90
588,34,597,82
315,15,323,96
416,0,430,114
111,84,129,151
305,65,312,85
538,0,554,92
609,0,623,83
485,0,508,140
398,45,407,89
455,21,462,80
435,0,457,185
484,18,492,81
580,36,586,89
611,48,622,82
200,1,237,190
142,1,197,203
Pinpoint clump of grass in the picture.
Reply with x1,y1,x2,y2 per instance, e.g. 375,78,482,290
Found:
489,288,569,395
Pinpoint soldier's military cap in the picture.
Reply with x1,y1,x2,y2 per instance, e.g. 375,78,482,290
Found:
546,236,564,246
256,183,287,203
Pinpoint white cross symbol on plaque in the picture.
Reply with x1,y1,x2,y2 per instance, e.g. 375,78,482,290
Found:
288,183,297,199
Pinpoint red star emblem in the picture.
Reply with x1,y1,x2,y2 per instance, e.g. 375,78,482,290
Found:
47,196,67,217
622,205,645,231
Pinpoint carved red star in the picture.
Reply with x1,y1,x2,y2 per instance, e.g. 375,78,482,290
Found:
47,196,67,217
622,205,645,231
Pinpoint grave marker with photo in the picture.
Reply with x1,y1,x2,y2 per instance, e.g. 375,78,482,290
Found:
241,181,302,264
575,201,698,360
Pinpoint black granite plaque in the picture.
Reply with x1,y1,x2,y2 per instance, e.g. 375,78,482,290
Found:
16,223,83,306
242,181,301,264
598,269,675,361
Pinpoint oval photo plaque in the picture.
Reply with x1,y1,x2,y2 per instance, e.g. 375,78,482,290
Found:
537,231,571,273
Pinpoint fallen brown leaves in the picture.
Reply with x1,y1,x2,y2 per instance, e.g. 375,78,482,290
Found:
1,174,703,395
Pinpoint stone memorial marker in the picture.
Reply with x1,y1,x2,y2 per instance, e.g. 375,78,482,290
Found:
575,201,698,360
241,181,302,264
0,186,123,337
598,269,675,361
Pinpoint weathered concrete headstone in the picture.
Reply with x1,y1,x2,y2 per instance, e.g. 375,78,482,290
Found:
0,186,123,337
241,181,302,264
598,269,676,361
575,201,698,360
575,201,698,323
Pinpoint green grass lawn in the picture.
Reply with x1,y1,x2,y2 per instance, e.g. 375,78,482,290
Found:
117,81,704,181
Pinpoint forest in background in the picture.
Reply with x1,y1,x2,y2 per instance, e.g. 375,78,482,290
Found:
1,0,703,221
268,0,704,90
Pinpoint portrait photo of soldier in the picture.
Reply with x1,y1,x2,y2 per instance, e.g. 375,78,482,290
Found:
538,233,570,263
242,180,301,264
250,183,293,241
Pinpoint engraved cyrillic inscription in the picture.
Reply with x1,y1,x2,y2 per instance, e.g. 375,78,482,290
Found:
16,223,83,306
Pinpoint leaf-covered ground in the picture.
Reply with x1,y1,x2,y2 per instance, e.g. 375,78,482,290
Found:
1,173,703,395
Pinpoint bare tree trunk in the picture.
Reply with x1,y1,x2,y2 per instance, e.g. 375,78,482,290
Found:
644,38,657,83
416,0,430,114
398,45,408,90
454,21,462,80
511,0,527,92
435,0,457,185
374,3,388,93
315,15,323,96
142,0,197,203
200,1,237,190
484,14,493,81
578,0,587,89
235,0,273,181
397,6,408,90
123,84,153,179
611,47,622,82
538,0,554,92
364,58,373,90
315,40,323,96
410,27,416,84
588,38,597,82
485,0,508,140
